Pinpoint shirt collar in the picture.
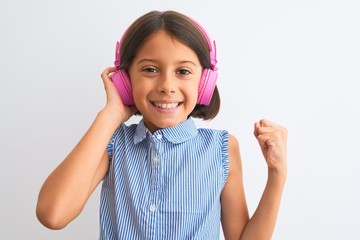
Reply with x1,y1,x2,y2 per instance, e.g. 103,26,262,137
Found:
133,117,198,144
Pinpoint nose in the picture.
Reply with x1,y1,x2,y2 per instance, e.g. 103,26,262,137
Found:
157,72,176,94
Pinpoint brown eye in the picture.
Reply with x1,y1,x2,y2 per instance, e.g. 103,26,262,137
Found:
143,67,158,73
177,69,191,75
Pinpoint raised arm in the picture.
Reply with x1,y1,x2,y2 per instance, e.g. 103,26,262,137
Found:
221,134,250,239
221,119,287,240
36,67,137,229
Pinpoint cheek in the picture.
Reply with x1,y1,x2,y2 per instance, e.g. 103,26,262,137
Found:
131,78,150,95
130,81,146,108
131,85,148,105
186,82,201,104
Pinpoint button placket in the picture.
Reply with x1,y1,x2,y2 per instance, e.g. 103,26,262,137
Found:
147,137,161,238
149,146,159,213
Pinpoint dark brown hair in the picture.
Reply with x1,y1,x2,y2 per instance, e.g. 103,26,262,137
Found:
119,10,220,120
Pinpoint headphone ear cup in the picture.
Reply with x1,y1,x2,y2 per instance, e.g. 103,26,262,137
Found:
197,68,218,105
111,70,135,106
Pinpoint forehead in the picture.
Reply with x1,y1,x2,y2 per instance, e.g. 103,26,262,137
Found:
133,30,200,64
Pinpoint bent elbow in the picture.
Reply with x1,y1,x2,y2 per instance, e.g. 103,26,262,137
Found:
36,204,69,230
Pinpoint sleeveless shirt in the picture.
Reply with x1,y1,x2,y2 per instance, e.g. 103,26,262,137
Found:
99,117,229,240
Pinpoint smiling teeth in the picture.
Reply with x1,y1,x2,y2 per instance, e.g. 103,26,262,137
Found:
154,102,179,109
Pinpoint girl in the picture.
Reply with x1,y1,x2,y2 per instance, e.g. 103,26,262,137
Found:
36,10,287,240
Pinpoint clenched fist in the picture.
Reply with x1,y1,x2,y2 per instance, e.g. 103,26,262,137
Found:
254,119,288,178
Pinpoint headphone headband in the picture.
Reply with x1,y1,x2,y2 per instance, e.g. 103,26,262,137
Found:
114,12,217,69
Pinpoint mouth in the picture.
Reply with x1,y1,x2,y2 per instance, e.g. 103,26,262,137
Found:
151,101,182,109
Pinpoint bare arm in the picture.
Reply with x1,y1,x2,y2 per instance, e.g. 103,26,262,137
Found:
221,120,287,240
221,134,250,239
36,67,137,229
239,170,286,240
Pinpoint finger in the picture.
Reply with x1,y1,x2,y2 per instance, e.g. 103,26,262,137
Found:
101,66,117,75
259,119,287,131
101,67,117,81
259,119,277,128
254,121,278,137
101,67,118,89
256,127,279,136
259,128,287,142
257,134,276,147
254,119,278,136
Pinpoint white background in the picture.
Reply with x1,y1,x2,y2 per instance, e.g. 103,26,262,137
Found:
1,0,359,239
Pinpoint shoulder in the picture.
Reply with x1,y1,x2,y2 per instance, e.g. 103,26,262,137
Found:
196,129,241,177
227,133,242,176
228,133,240,154
108,123,139,148
112,123,137,138
196,127,228,139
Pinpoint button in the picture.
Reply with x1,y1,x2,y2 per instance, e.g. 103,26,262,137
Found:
153,155,160,163
156,134,162,140
149,205,157,212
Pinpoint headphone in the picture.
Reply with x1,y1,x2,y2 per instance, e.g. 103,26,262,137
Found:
111,17,218,107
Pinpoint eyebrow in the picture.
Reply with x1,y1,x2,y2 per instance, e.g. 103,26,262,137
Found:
135,58,198,67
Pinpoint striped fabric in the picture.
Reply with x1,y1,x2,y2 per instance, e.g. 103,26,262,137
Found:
99,117,229,240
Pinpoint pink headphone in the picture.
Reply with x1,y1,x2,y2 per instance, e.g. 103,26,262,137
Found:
111,17,218,107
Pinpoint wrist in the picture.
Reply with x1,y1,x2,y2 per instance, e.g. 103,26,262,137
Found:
98,107,125,129
268,167,287,185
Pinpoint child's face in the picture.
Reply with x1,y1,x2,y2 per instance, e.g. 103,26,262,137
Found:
129,31,202,133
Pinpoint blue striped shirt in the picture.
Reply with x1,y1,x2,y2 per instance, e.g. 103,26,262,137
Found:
99,117,229,240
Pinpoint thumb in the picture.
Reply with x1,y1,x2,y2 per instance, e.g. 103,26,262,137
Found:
253,121,260,137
